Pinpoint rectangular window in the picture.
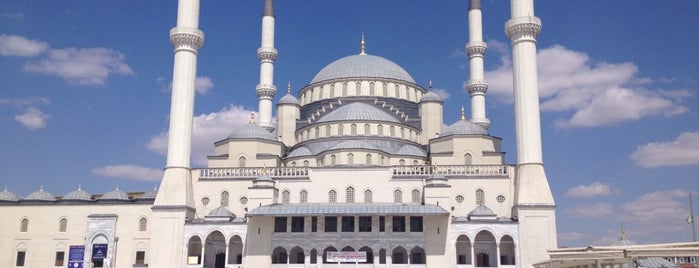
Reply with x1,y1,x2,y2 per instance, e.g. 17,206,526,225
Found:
392,216,405,232
311,216,318,232
291,217,304,232
358,216,372,232
341,216,355,232
410,216,423,232
379,216,385,232
16,251,26,267
325,216,337,232
135,251,146,265
55,251,65,266
274,217,287,233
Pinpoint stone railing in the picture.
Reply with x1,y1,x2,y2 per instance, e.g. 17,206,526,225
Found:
199,167,309,179
391,165,510,178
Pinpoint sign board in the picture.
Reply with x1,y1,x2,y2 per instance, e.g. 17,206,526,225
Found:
92,244,108,259
327,251,367,262
68,245,85,268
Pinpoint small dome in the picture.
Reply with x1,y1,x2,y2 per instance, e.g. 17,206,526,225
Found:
442,119,488,136
101,186,129,201
396,145,427,157
287,146,313,158
63,186,92,201
468,205,496,217
25,187,56,201
207,207,236,218
0,187,20,202
420,91,442,103
278,93,299,105
318,102,399,123
311,54,415,84
140,187,158,199
228,124,277,141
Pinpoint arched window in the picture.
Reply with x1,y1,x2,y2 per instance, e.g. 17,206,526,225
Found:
300,190,308,203
364,190,373,203
412,160,419,165
330,84,335,97
346,187,355,203
282,190,291,204
20,218,28,232
314,127,319,138
303,160,309,167
202,197,210,206
390,126,395,136
59,218,67,232
370,82,375,96
351,124,357,135
330,154,336,166
342,83,348,96
464,153,472,165
238,156,246,167
412,189,421,203
338,124,344,135
399,159,406,166
220,191,230,207
329,190,337,203
394,85,400,97
476,189,485,205
380,156,385,166
355,82,362,95
365,154,372,165
377,125,384,136
401,127,405,138
325,125,331,137
291,161,297,167
138,218,147,232
382,83,388,96
348,153,354,165
394,189,403,203
364,124,370,135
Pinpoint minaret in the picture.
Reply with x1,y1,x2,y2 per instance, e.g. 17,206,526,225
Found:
256,0,278,129
466,0,490,130
506,0,557,266
150,0,203,266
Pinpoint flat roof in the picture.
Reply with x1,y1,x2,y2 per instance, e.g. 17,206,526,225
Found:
246,203,449,217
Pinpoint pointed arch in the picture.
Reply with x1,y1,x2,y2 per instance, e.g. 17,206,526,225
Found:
220,191,230,207
272,246,287,264
464,153,473,165
228,235,243,264
238,156,246,167
282,190,291,204
411,189,421,203
345,186,355,203
456,234,472,264
299,190,308,203
394,189,403,203
323,246,337,263
410,246,426,264
359,246,374,263
187,236,203,265
328,189,337,203
138,217,147,232
392,246,407,264
500,235,516,265
59,217,68,232
476,188,485,205
364,189,373,203
20,218,28,232
289,246,305,264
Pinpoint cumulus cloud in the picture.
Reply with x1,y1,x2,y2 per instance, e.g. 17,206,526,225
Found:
92,165,163,181
614,189,690,241
433,88,451,100
566,182,612,198
147,105,256,166
157,76,214,95
24,47,134,85
630,131,699,168
0,34,48,57
482,44,691,128
14,107,49,130
564,202,614,219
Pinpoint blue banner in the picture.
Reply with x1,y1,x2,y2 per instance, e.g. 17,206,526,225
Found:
92,244,108,259
68,245,85,268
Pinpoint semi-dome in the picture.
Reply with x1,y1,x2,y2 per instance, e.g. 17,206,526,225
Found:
317,102,399,123
287,146,313,158
420,90,442,103
25,187,56,201
442,119,488,136
396,145,427,157
228,123,277,141
310,54,415,84
101,186,129,201
63,186,92,201
0,187,20,202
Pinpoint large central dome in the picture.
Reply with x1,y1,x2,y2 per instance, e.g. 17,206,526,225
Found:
310,54,415,84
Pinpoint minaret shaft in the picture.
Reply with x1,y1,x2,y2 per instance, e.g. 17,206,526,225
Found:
466,1,490,129
256,1,277,129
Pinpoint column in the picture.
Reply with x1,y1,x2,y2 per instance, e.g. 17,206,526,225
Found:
496,243,501,267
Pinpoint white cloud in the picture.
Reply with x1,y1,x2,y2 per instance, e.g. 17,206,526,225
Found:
614,189,690,240
0,34,48,57
1,12,26,21
630,131,699,168
557,232,590,243
566,182,612,198
564,202,614,219
24,47,134,85
195,76,214,94
14,107,49,130
147,105,256,166
0,96,49,107
483,44,691,128
433,88,450,101
92,165,163,182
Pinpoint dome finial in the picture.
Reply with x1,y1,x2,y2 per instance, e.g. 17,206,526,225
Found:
621,224,626,240
429,80,433,90
249,112,256,124
3,185,7,191
287,82,292,95
460,106,466,121
360,34,366,55
78,184,82,191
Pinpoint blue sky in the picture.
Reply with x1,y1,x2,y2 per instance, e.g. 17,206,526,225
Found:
1,1,697,247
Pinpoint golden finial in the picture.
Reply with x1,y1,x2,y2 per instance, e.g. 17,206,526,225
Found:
460,106,466,121
287,82,292,95
360,34,366,55
249,112,255,124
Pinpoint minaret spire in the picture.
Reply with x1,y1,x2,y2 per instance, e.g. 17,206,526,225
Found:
360,34,367,55
466,0,490,129
256,0,278,129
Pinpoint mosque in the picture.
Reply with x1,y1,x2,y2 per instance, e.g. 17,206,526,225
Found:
0,0,559,267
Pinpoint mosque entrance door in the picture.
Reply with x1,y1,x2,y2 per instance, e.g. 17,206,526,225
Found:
215,253,225,268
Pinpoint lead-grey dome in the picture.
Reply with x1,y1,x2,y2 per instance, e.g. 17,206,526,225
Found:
140,187,158,199
317,102,399,123
101,187,129,201
63,186,92,201
311,54,415,84
287,146,313,158
396,145,427,157
0,187,20,202
420,90,442,103
442,119,488,136
207,207,236,218
25,187,56,201
228,124,276,141
278,93,299,105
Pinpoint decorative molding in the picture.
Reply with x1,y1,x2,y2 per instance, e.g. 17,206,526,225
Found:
505,16,542,42
257,47,278,63
465,41,487,58
169,27,204,52
256,84,277,99
466,80,488,95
